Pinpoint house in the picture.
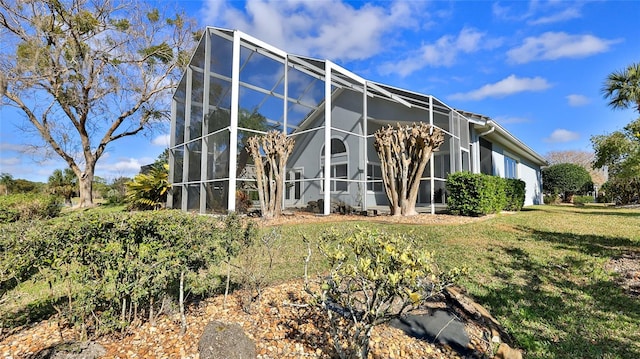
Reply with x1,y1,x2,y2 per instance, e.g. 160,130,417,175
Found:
168,27,546,215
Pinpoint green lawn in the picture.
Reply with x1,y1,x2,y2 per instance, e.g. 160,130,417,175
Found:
251,205,640,359
3,205,639,358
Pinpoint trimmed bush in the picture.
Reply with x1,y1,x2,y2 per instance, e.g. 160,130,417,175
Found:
446,172,507,216
0,193,61,223
447,173,525,216
504,178,526,211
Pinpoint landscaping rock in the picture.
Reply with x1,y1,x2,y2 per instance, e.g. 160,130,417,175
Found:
30,341,106,359
390,309,470,355
198,321,256,359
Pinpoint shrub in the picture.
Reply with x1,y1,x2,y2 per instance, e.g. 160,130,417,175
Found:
0,193,61,223
0,210,252,337
308,227,464,359
504,178,526,211
600,177,640,205
446,172,507,216
543,194,560,205
572,195,595,206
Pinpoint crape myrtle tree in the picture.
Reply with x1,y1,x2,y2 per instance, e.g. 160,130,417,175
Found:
246,130,295,219
0,0,196,207
373,122,444,216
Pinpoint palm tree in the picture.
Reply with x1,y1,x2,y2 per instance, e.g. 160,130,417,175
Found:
603,62,640,113
125,164,170,210
48,169,77,206
0,173,14,195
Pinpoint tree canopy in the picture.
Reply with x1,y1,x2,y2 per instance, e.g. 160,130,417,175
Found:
602,62,640,113
542,163,592,200
0,0,197,207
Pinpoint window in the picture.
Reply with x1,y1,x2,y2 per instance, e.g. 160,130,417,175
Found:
321,138,348,192
367,164,383,192
479,138,493,175
504,155,518,179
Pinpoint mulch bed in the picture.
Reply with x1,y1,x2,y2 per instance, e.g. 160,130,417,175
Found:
2,280,494,359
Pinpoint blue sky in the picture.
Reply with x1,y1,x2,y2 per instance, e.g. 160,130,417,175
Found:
1,0,639,183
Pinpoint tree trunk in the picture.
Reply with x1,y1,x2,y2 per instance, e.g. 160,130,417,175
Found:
77,172,94,208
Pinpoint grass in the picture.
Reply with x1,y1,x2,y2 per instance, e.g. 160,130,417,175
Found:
3,205,639,358
245,205,640,359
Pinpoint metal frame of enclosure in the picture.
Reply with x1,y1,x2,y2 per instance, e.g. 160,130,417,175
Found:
169,27,493,215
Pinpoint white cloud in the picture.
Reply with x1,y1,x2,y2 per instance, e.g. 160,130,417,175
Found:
202,0,422,62
379,27,502,77
566,94,590,107
528,7,581,25
544,129,580,143
0,142,28,152
507,32,620,64
448,75,551,101
152,134,170,147
493,2,583,25
0,157,20,166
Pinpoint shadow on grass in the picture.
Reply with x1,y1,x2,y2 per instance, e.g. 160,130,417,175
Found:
1,295,66,337
474,229,640,359
518,226,639,258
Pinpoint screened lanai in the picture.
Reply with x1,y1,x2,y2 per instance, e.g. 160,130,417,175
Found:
168,27,473,215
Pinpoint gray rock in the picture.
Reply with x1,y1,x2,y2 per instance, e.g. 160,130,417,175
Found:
390,309,470,355
198,321,256,359
30,341,106,359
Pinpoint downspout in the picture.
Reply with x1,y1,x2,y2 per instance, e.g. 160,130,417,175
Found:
477,120,495,137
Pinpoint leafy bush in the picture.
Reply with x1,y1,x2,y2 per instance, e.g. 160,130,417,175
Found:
308,227,464,359
125,164,170,210
543,193,560,205
0,193,61,223
446,172,507,216
0,210,252,337
572,195,595,206
504,178,526,211
600,177,640,205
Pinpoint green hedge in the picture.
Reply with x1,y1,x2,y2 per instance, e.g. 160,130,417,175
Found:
0,193,61,223
0,210,252,336
446,172,525,216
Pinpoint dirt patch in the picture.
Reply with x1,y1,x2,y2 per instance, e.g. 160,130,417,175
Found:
605,252,640,299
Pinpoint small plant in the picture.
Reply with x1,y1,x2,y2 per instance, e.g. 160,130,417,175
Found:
308,227,465,359
572,195,595,206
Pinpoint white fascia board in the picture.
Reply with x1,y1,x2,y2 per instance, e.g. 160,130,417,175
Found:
288,55,326,79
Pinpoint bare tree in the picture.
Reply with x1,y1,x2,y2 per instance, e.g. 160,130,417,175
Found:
246,131,295,219
374,123,444,216
0,0,196,207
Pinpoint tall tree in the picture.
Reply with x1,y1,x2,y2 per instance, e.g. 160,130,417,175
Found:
0,0,196,207
591,118,640,178
602,62,640,114
373,123,444,216
48,168,77,206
